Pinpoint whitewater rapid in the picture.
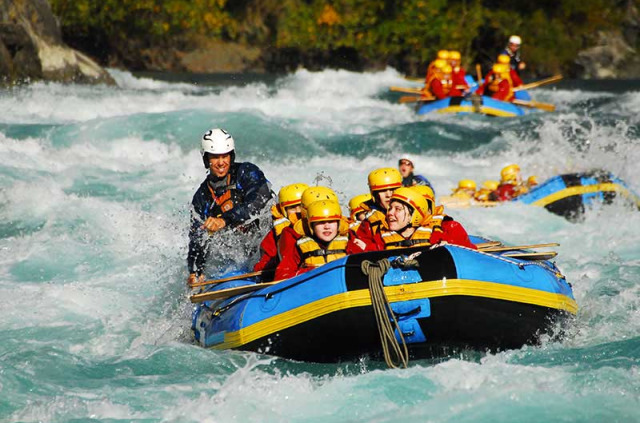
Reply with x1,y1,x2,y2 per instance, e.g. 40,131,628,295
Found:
1,68,639,422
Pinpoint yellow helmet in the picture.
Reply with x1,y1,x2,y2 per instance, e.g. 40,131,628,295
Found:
278,183,309,212
492,63,510,74
301,186,339,209
500,164,521,183
433,59,448,69
482,180,499,191
497,54,511,64
389,187,430,227
306,200,342,232
527,175,539,186
449,51,461,61
437,50,450,60
441,65,453,74
409,185,435,213
348,193,372,218
368,168,402,193
458,179,476,190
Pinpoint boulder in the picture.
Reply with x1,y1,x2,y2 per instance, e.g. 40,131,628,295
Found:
0,0,114,85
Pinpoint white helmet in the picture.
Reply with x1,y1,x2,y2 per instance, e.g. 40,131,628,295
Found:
508,35,522,45
201,128,235,168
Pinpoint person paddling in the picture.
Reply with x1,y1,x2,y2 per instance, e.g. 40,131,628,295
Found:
187,128,273,286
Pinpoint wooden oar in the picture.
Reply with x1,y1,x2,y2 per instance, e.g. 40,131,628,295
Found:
189,270,264,289
475,241,502,249
190,281,281,303
503,251,558,261
512,99,556,112
390,86,425,95
476,64,483,85
404,76,424,83
399,95,434,104
480,242,559,252
514,74,563,91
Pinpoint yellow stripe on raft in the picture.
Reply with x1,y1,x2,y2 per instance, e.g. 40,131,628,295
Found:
437,105,519,117
532,182,640,207
213,279,578,350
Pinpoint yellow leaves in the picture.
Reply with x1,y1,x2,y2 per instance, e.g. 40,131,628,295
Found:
317,4,340,26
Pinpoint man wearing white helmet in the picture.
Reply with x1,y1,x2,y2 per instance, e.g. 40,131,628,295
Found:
187,128,273,285
500,35,526,74
398,157,434,192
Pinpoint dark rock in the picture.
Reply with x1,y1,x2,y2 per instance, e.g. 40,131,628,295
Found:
0,0,114,85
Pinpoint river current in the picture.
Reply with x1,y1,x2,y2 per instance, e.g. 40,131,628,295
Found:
1,68,639,422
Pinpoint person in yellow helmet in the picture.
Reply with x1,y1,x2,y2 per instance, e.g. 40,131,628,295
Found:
427,65,466,100
501,35,526,75
275,200,349,280
496,54,523,87
348,193,372,235
451,179,477,199
475,63,515,102
448,50,470,93
474,180,500,202
253,183,309,277
490,164,527,201
347,167,402,254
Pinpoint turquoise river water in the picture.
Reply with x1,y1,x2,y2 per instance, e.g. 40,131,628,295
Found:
1,69,639,422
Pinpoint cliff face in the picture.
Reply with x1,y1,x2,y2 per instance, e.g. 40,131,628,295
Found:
0,0,114,85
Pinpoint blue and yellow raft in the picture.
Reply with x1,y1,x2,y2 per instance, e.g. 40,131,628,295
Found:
191,241,577,363
515,170,640,220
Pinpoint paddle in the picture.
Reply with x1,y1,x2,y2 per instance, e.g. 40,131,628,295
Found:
514,74,563,92
480,242,559,252
390,86,426,95
189,270,264,289
404,76,424,83
476,64,483,85
399,95,434,104
512,99,556,112
190,281,281,303
503,251,558,261
475,241,502,249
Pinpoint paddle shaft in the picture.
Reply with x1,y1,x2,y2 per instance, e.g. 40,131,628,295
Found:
190,281,281,303
514,74,563,91
512,99,556,112
480,242,559,252
399,95,434,103
502,251,557,260
189,270,264,288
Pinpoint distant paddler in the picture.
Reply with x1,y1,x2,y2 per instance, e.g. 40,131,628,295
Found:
448,50,470,92
187,128,274,286
501,35,526,75
489,164,531,201
427,64,466,100
475,63,515,102
398,156,434,191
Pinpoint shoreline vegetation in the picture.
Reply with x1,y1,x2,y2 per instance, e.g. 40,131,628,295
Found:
2,0,640,85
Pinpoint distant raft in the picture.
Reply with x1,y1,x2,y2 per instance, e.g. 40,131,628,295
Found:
191,241,576,363
441,170,640,221
417,90,533,117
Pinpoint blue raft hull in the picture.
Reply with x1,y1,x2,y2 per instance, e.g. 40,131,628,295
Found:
515,170,640,220
416,90,532,117
192,243,577,362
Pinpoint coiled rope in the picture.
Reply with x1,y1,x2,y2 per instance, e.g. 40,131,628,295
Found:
361,258,409,369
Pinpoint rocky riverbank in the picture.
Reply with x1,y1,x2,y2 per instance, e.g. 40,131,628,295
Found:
0,0,113,85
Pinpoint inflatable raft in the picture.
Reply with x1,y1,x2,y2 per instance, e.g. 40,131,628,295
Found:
417,91,532,117
191,242,576,363
441,170,640,221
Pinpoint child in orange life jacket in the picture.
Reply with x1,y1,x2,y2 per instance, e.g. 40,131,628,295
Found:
489,164,528,201
425,50,450,86
449,50,470,93
253,183,309,276
474,180,499,202
410,185,476,249
347,167,403,254
275,200,349,280
451,179,477,199
428,65,465,100
348,193,372,235
476,64,515,102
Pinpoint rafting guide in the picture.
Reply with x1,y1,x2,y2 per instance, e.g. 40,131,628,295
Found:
187,128,273,286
